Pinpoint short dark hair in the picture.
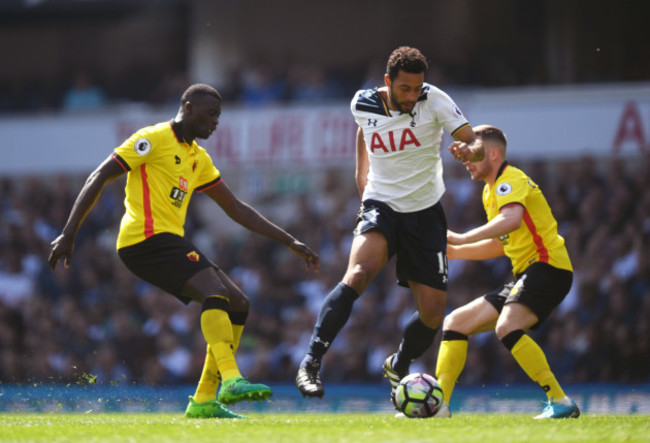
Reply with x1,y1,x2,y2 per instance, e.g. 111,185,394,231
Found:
386,46,428,81
181,83,222,105
474,125,508,149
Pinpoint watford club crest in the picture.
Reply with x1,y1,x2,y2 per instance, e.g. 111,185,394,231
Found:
186,251,200,262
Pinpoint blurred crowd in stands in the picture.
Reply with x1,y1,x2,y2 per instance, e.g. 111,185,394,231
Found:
0,58,469,115
1,153,649,389
0,62,364,115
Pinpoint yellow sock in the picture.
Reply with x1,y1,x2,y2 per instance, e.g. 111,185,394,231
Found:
193,344,221,402
510,334,566,400
232,323,244,354
193,318,246,401
200,298,241,381
435,336,468,404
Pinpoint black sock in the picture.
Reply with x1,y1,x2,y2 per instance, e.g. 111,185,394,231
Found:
303,282,359,366
393,311,438,374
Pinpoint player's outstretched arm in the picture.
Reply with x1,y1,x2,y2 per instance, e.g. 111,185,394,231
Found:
449,125,485,162
48,156,125,270
204,181,320,273
449,204,523,246
447,238,504,261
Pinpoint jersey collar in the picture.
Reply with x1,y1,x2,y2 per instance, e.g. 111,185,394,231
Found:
496,161,509,180
169,122,198,152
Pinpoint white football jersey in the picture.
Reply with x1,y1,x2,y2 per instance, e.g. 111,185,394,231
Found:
350,83,469,213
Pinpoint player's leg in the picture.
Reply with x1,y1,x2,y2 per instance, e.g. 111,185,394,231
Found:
387,283,445,383
436,297,499,406
496,264,579,419
296,230,389,397
436,297,499,405
182,267,271,407
117,234,250,418
192,268,249,403
384,201,448,388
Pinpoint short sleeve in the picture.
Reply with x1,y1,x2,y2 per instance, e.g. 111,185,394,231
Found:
426,86,469,136
112,126,160,171
494,175,528,211
194,149,222,193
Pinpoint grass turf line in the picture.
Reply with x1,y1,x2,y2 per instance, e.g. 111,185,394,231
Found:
0,413,648,443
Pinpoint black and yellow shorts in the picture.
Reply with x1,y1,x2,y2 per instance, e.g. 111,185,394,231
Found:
355,199,448,291
118,233,216,305
484,261,573,329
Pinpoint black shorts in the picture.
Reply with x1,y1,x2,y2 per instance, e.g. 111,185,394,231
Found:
484,261,573,329
355,199,448,290
118,233,216,305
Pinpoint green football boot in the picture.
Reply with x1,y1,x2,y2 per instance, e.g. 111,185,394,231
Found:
184,396,247,419
218,377,273,405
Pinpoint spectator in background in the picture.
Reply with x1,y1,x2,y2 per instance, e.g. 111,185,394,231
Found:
238,65,287,106
62,70,107,111
289,63,340,102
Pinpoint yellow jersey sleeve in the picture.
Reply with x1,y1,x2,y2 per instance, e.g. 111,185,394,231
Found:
193,149,221,193
112,126,161,172
487,165,572,275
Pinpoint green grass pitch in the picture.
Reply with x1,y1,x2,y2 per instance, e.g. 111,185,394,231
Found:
1,412,648,443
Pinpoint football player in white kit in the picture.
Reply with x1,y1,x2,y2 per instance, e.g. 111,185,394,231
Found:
296,47,484,414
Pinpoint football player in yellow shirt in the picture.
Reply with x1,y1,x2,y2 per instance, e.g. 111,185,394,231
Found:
438,125,580,419
48,83,320,419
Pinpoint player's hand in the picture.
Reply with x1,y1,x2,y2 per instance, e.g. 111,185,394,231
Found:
48,233,75,270
448,141,474,162
449,138,484,162
289,240,320,273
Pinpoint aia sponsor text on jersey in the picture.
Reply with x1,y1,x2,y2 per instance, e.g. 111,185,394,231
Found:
369,128,421,153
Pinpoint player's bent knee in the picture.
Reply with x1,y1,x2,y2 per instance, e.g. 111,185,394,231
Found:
442,312,459,331
228,288,250,311
494,320,517,340
343,265,376,293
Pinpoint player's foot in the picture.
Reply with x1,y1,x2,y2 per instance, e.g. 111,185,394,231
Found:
382,354,407,390
383,354,407,409
433,401,452,418
184,396,246,419
296,359,325,398
217,377,273,406
533,397,580,419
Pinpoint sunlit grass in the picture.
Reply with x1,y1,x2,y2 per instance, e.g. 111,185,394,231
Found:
1,412,648,443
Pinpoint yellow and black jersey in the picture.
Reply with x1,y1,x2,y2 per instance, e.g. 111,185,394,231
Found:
483,162,572,275
111,122,221,250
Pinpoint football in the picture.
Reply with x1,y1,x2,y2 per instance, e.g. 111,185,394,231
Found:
393,373,444,418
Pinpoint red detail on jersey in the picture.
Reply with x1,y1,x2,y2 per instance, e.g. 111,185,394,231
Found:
192,161,197,172
522,208,548,263
370,128,421,153
196,177,222,193
140,165,154,238
111,153,129,172
186,251,200,262
179,176,188,192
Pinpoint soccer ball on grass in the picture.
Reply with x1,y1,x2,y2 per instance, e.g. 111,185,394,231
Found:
393,373,443,418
